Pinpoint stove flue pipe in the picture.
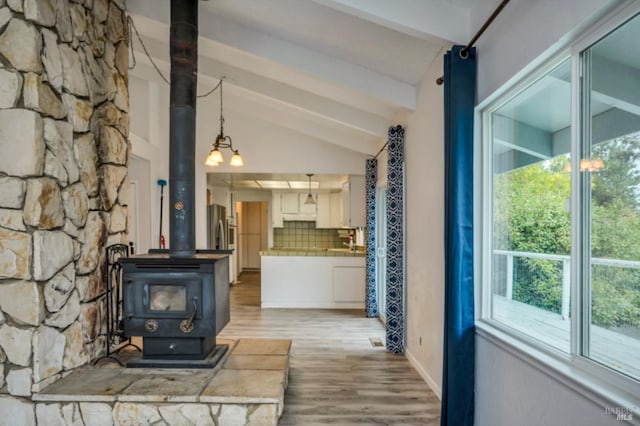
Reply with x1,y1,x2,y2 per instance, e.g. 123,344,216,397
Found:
169,0,198,257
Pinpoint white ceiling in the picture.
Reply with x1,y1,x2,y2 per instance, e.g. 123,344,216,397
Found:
494,12,640,136
126,0,494,188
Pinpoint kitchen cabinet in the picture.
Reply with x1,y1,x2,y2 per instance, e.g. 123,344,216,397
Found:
341,175,365,228
316,193,331,228
240,201,267,269
281,193,299,214
261,254,365,308
316,192,342,228
330,192,342,227
242,234,261,268
272,192,283,227
246,202,262,234
272,192,317,224
332,266,366,302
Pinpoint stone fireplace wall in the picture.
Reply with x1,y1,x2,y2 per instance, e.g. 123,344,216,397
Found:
0,0,129,408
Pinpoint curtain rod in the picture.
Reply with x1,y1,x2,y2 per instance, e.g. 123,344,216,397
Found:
373,141,388,159
436,0,510,85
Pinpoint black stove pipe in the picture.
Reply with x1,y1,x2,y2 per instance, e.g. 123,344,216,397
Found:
169,0,198,258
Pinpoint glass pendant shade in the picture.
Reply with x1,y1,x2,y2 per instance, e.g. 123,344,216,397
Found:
205,149,221,166
304,193,316,205
304,173,316,204
210,148,224,164
230,151,244,167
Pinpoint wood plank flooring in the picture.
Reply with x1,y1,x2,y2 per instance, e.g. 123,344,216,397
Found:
219,271,441,425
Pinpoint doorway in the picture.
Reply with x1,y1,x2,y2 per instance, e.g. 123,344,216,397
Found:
128,155,151,254
376,185,388,321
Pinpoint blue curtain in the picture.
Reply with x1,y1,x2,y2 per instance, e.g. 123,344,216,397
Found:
386,125,404,353
441,45,476,426
365,158,378,317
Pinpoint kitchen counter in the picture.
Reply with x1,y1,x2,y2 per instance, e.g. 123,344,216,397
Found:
260,251,366,309
260,247,365,257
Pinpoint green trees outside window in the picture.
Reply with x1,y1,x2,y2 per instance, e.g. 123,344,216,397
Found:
494,134,640,333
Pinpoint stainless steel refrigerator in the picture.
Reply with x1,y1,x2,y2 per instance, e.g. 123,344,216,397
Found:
207,204,227,250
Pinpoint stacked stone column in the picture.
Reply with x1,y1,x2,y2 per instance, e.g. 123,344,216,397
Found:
0,0,129,418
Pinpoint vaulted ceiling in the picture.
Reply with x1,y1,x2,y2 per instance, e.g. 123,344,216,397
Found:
126,0,492,185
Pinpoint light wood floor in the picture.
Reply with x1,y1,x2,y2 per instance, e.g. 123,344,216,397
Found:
219,271,441,425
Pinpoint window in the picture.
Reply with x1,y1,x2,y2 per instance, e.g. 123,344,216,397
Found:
480,7,640,393
489,57,573,354
582,14,640,381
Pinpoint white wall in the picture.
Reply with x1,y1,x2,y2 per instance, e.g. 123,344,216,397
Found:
130,75,150,141
130,78,169,252
473,0,621,103
473,1,632,424
476,337,620,426
402,51,447,398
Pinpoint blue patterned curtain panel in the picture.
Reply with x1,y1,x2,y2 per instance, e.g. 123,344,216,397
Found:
385,125,405,353
365,158,378,317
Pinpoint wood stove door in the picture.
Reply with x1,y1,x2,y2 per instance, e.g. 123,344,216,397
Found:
124,274,215,338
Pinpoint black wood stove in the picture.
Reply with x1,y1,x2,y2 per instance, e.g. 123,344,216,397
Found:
121,252,230,368
121,0,230,368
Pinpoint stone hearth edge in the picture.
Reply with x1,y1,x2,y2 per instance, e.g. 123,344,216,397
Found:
25,338,291,425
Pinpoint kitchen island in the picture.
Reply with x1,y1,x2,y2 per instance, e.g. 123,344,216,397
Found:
260,248,365,309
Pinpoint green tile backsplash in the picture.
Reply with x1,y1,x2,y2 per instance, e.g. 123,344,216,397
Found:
273,221,344,248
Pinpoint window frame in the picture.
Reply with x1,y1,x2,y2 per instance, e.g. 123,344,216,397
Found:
479,52,574,356
475,0,640,416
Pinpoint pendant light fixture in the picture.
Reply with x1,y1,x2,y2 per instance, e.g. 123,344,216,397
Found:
304,173,316,205
205,80,244,167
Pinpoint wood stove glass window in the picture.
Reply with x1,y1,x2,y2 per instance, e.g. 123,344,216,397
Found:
149,285,187,311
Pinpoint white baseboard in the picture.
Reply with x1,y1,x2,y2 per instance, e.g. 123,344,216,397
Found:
405,349,442,400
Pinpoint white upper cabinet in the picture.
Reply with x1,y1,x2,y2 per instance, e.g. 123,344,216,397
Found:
316,193,331,228
330,192,342,228
314,193,342,228
272,192,283,228
272,192,317,225
281,193,299,214
341,176,365,228
271,179,361,228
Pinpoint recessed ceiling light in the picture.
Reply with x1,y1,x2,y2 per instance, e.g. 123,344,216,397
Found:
233,180,261,188
288,181,319,189
256,180,290,189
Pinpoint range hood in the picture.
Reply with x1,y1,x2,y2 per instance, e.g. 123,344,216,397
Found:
282,213,316,222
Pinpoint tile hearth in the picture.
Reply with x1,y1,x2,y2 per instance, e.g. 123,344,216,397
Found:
31,338,291,425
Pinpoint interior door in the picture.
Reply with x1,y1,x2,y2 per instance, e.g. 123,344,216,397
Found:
128,181,138,253
376,186,388,321
128,155,151,254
